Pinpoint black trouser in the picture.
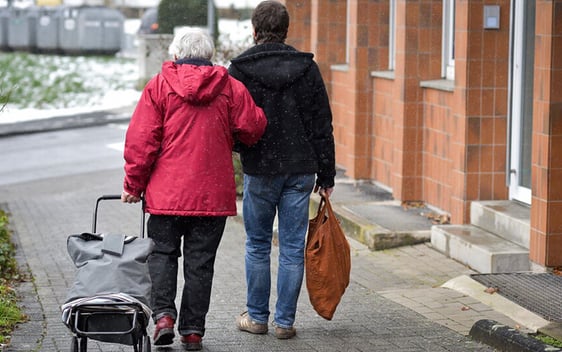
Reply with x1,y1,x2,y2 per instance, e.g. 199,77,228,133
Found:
147,214,226,337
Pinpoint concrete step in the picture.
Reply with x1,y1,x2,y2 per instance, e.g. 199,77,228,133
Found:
470,200,530,249
308,196,432,251
431,224,530,273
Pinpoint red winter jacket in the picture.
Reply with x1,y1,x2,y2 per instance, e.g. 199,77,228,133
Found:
123,60,267,216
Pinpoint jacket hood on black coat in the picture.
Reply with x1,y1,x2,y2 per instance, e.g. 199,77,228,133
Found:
230,43,315,91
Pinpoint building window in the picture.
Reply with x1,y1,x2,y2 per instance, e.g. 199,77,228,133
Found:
389,0,396,70
442,0,455,80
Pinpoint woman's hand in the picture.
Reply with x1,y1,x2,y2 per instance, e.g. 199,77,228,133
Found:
121,190,141,203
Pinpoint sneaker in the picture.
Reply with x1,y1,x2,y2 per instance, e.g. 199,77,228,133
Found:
153,315,175,345
236,311,268,334
274,325,296,339
180,334,202,351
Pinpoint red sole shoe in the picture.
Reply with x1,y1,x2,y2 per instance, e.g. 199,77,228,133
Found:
181,334,202,351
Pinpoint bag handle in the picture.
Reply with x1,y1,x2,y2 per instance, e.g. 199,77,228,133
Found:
314,194,332,221
323,195,336,219
92,194,146,238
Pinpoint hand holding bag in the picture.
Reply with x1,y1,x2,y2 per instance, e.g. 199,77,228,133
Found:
305,195,351,320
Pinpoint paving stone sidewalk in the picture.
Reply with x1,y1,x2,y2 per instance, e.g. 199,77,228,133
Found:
0,164,510,352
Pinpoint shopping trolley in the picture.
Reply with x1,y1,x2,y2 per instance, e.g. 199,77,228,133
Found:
61,195,153,352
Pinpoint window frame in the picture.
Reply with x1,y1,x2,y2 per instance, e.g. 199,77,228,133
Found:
389,0,397,70
442,0,455,80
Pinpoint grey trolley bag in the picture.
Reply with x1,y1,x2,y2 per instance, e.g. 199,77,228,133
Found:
61,195,154,352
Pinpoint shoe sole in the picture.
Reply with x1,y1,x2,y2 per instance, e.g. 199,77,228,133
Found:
237,322,268,334
182,342,202,351
274,328,296,339
153,328,175,345
275,333,296,339
238,327,268,334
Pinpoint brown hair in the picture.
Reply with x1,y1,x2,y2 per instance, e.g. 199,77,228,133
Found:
251,0,289,44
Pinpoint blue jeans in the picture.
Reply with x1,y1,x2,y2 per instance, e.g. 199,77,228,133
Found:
242,173,315,329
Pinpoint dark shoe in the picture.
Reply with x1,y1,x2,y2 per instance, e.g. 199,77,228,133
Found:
236,311,268,334
274,325,296,339
180,334,202,351
153,315,175,345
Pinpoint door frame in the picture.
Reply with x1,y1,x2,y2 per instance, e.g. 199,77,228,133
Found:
508,0,534,205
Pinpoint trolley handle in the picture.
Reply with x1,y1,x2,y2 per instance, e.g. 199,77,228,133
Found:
92,194,146,238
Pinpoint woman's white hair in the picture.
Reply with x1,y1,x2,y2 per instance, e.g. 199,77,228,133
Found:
168,27,215,60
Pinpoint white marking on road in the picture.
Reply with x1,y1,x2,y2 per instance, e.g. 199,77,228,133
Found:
107,142,124,152
108,123,129,130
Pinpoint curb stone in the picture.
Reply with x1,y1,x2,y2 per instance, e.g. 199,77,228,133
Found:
469,319,562,352
0,106,134,137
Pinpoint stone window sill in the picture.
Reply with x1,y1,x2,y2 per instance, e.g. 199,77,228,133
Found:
371,71,395,80
420,79,454,92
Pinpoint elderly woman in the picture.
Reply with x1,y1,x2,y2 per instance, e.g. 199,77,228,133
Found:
121,28,266,351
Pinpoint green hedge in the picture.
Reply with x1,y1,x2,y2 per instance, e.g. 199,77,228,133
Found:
157,0,219,40
0,210,26,346
0,211,17,280
233,153,243,196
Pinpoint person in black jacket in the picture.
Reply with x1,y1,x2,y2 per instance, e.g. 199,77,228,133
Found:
229,0,336,340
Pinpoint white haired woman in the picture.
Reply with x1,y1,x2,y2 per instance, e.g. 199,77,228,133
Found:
121,28,267,351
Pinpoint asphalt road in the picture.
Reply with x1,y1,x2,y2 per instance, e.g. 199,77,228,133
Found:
0,123,127,187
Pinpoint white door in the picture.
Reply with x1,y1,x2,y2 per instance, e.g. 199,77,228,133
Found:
509,0,534,204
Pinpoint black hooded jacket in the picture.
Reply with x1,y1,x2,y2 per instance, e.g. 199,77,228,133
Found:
229,43,336,188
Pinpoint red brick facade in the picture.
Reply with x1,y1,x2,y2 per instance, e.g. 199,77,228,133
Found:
284,0,562,268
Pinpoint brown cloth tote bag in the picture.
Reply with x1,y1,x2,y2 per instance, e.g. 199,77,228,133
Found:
305,195,351,320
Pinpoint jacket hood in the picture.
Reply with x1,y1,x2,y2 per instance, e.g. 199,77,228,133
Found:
161,60,229,105
230,43,315,90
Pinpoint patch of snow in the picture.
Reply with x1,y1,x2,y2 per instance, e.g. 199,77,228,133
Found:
0,17,252,125
0,90,140,124
219,18,252,42
124,19,141,34
0,54,140,124
214,0,262,9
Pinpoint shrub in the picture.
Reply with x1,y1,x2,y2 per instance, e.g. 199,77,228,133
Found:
157,0,219,40
0,210,25,346
0,85,10,113
0,53,137,110
233,153,243,196
0,284,26,345
0,211,18,280
214,27,253,66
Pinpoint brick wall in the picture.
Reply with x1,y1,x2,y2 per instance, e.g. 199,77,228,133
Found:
285,0,562,267
530,0,562,267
